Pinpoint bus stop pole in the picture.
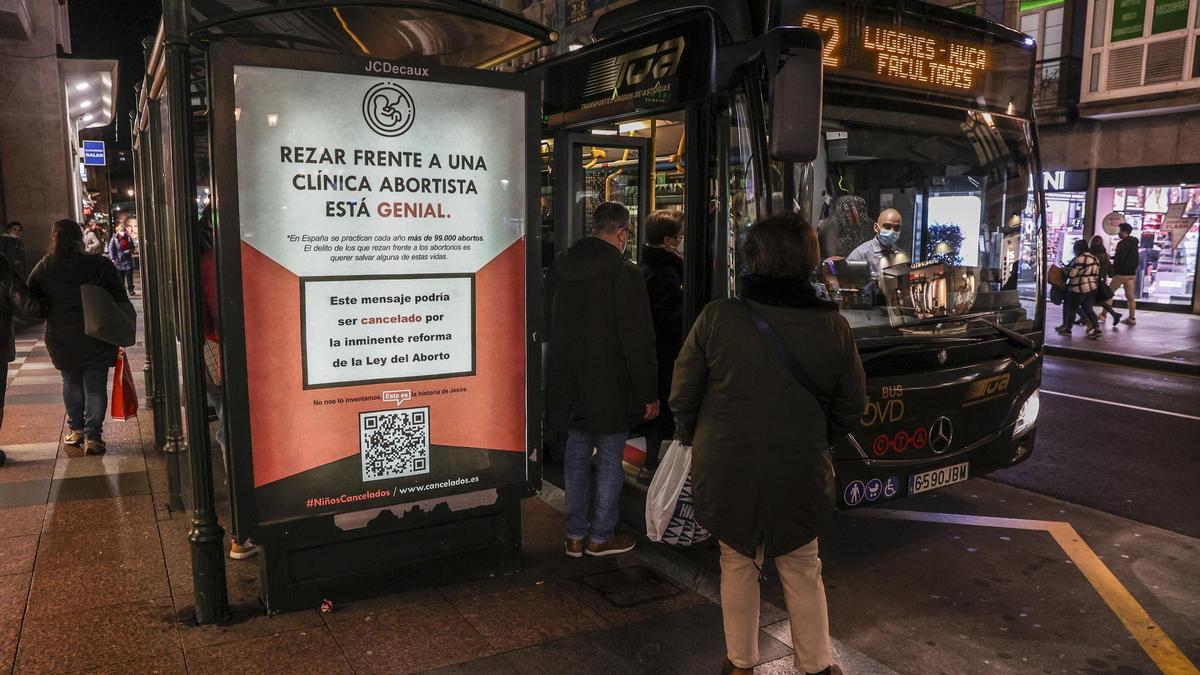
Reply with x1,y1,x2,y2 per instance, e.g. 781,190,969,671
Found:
163,0,229,624
146,101,185,513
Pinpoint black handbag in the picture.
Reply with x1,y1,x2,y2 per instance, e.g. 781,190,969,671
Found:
1095,279,1114,302
81,284,137,347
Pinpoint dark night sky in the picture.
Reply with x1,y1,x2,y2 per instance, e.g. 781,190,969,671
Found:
67,0,162,150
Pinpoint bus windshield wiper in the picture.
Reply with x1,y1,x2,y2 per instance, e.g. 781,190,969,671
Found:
893,311,1035,350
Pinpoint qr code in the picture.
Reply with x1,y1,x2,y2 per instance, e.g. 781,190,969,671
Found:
359,407,431,482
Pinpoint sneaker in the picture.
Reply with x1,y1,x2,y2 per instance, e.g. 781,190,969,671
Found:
63,430,84,446
635,467,656,486
1087,329,1102,340
564,537,585,558
1111,312,1122,327
128,289,137,297
1055,326,1071,335
229,540,259,559
84,439,107,455
1122,317,1136,325
585,533,636,557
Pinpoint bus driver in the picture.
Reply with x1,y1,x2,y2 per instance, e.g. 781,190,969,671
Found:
846,208,904,279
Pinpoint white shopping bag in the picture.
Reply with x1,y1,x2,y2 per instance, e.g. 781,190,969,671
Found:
645,440,710,545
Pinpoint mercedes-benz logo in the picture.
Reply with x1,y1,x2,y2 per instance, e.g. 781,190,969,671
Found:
929,416,953,454
362,82,415,137
937,349,948,365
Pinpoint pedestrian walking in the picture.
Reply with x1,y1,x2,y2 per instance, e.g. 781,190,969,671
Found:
547,201,658,559
1110,222,1139,325
0,221,28,279
1090,235,1121,327
107,219,137,296
28,219,131,455
83,219,105,254
0,255,44,467
1057,239,1102,340
670,213,866,675
635,209,685,484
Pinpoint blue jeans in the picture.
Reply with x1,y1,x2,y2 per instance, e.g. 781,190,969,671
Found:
563,429,629,544
62,367,110,441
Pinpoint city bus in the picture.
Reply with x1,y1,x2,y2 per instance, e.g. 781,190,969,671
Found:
531,0,1046,508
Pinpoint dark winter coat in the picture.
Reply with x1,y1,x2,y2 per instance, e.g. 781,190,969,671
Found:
28,250,129,371
1113,237,1140,276
0,255,43,363
671,275,867,558
547,237,657,434
107,232,136,271
639,245,685,420
0,235,27,279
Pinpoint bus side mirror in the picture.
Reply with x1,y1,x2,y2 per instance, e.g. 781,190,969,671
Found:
770,48,823,163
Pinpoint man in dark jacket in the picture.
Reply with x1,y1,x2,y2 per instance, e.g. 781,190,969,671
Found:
0,255,44,466
547,201,658,558
1110,222,1139,325
636,209,685,481
0,221,27,279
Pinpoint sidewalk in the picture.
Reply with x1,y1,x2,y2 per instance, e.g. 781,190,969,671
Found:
0,294,873,674
1041,304,1200,374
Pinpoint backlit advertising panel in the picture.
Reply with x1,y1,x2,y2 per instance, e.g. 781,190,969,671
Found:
209,45,539,531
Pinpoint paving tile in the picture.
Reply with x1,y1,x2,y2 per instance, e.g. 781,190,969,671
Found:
84,649,188,674
52,454,146,480
184,625,352,675
34,520,161,570
420,653,518,674
0,535,37,576
561,572,709,626
0,504,46,538
15,597,180,673
498,626,664,674
41,495,157,534
329,594,496,674
320,587,445,625
46,471,152,504
0,442,58,462
177,605,324,650
0,480,50,509
25,547,170,616
0,459,54,484
446,579,608,652
0,573,31,673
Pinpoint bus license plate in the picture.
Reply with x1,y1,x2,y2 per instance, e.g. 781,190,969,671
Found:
908,462,970,495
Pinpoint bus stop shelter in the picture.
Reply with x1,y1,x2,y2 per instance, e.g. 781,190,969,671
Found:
131,0,554,623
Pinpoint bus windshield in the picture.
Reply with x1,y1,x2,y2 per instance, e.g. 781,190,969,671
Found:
808,100,1039,340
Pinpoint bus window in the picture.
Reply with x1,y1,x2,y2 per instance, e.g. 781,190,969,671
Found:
809,103,1037,338
728,93,761,294
576,142,643,260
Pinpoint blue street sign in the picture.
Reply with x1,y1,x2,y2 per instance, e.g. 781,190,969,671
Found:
82,140,106,167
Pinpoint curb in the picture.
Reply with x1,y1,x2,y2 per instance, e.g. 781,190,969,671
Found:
1045,345,1200,376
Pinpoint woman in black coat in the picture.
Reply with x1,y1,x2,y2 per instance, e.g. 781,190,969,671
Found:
28,219,130,454
671,213,866,675
0,254,43,466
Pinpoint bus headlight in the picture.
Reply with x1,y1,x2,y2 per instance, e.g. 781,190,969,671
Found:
1014,390,1040,438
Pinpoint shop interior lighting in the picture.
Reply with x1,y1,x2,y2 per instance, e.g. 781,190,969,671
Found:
267,113,279,127
589,129,618,135
618,120,648,133
82,113,94,122
80,100,91,108
568,42,583,51
74,82,90,91
1024,37,1035,45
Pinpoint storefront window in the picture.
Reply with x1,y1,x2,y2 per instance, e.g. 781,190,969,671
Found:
1020,173,1086,300
1094,184,1199,306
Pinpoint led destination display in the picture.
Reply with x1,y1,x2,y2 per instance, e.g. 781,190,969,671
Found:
784,1,1035,115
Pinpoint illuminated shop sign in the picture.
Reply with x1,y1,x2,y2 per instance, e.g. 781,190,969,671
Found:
784,1,1034,115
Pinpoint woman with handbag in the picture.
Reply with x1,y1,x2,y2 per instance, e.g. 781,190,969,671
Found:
670,213,867,675
1090,235,1122,327
28,219,131,455
1056,239,1103,340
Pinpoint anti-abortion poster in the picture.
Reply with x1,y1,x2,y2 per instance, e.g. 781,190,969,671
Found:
210,46,537,529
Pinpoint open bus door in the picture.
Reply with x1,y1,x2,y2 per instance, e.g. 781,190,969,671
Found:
554,133,652,259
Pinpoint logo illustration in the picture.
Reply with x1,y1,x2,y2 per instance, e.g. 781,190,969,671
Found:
929,416,954,454
580,37,686,98
362,82,415,137
964,373,1010,405
937,349,949,365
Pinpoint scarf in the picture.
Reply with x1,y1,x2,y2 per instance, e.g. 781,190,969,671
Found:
737,274,839,311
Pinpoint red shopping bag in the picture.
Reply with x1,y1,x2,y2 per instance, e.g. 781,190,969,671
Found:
111,348,138,420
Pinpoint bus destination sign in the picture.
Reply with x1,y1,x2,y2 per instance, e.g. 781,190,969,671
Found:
785,1,1034,115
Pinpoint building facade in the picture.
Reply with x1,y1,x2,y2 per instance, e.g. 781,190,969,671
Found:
0,0,115,263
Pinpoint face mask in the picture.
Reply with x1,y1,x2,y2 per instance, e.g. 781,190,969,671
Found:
877,228,900,247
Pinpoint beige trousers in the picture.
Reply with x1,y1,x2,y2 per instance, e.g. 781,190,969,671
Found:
719,540,832,673
1109,275,1136,318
